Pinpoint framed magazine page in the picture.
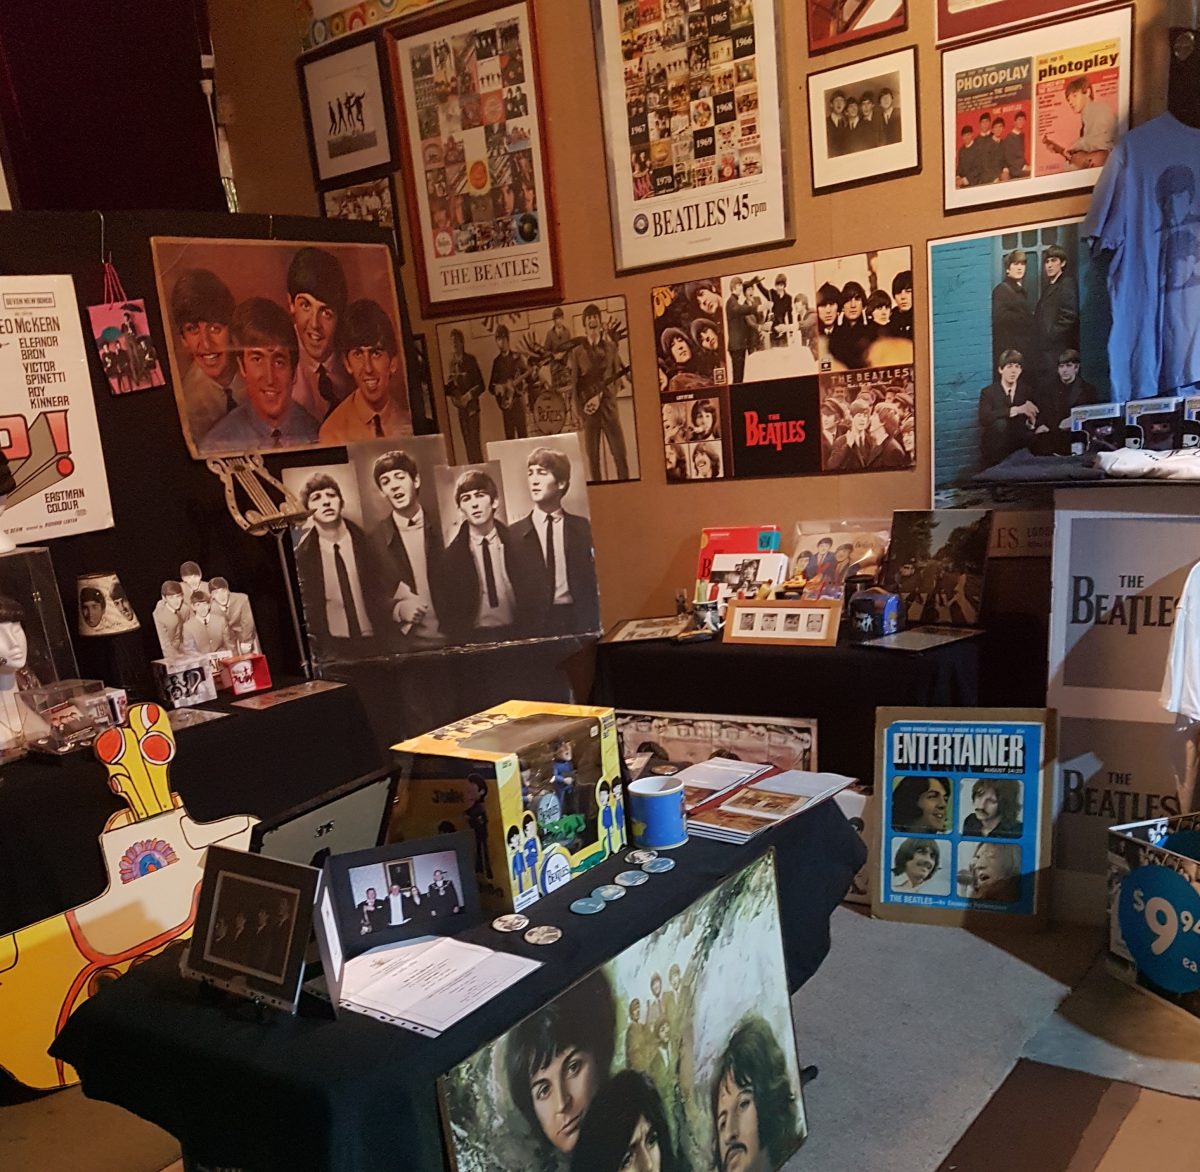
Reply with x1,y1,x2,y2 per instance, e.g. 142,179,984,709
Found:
591,0,791,273
300,38,394,183
807,0,907,56
942,8,1132,212
387,0,562,316
936,0,1115,46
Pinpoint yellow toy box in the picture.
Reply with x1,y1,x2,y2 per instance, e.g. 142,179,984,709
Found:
389,700,625,913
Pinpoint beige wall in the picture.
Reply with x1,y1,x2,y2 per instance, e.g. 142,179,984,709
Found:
211,0,1166,628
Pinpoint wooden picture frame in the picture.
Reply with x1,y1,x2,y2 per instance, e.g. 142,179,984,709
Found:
807,46,920,195
724,599,841,646
601,615,692,643
299,36,395,184
936,0,1115,46
806,0,907,56
386,0,562,317
941,7,1133,213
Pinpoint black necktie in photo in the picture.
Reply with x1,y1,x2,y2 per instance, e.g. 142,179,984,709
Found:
333,542,362,638
270,428,282,446
318,363,336,414
221,385,235,413
371,413,383,437
545,515,556,587
482,538,499,609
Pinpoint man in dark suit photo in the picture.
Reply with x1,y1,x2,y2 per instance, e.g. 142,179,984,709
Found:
879,87,902,144
426,868,462,918
368,450,447,650
978,348,1042,468
294,473,385,660
507,446,600,637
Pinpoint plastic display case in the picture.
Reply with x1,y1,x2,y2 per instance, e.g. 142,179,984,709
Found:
18,678,113,757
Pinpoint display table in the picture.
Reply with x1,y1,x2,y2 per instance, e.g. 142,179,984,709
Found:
592,634,982,784
52,801,865,1172
0,681,381,936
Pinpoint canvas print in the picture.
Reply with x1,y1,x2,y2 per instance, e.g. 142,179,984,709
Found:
302,40,393,182
440,852,806,1172
87,298,163,394
152,236,412,459
880,509,992,627
437,297,639,482
942,10,1132,210
807,0,906,53
322,176,397,231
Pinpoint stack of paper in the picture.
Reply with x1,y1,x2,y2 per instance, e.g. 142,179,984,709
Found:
676,757,772,813
688,770,854,844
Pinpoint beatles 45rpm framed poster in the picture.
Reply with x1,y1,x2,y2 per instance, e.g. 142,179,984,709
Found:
387,0,562,317
592,0,791,272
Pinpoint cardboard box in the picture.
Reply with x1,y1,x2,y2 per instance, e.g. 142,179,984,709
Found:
1124,396,1182,451
151,656,216,708
391,700,625,913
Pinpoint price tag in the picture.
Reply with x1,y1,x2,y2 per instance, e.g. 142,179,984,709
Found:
1117,865,1200,994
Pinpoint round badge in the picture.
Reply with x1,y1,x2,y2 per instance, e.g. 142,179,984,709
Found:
615,870,650,887
593,884,626,902
492,913,529,933
643,857,676,874
626,850,658,865
651,764,679,775
570,896,607,915
524,925,563,945
1118,864,1200,994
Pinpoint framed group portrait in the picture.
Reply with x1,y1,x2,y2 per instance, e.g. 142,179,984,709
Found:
806,0,906,55
807,46,920,194
592,0,791,272
941,7,1132,212
935,0,1116,46
387,0,562,316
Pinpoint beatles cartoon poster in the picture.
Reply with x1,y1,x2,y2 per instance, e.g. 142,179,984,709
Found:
440,851,806,1172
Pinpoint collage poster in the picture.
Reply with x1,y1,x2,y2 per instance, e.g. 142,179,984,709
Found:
876,711,1049,923
393,2,558,311
0,275,114,542
435,296,640,483
943,10,1131,210
652,247,915,483
593,0,790,270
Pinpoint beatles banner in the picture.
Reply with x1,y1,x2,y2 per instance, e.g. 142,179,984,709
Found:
593,0,790,271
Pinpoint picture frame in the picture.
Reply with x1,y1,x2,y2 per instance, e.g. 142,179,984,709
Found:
724,598,842,646
873,707,1055,928
807,46,920,194
321,830,479,958
616,708,818,773
935,0,1115,46
182,845,320,1014
941,7,1132,212
601,615,692,643
591,0,792,273
300,37,394,183
386,0,563,317
320,167,400,234
806,0,907,56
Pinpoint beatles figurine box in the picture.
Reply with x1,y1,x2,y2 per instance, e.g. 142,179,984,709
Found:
390,700,624,913
1108,812,1200,1021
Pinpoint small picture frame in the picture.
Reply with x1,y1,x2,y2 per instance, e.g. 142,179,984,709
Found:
724,599,841,646
321,831,479,960
807,46,920,194
182,845,320,1014
602,615,692,644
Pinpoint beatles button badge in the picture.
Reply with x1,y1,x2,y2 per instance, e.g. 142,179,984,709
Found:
643,857,676,874
570,896,607,915
593,884,626,902
626,850,658,865
524,925,563,945
615,870,650,887
492,914,529,933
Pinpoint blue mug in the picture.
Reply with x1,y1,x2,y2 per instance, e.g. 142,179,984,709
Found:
628,775,687,850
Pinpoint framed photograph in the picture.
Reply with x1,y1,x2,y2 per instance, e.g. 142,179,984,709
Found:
321,171,398,234
151,235,413,459
387,0,562,316
182,845,319,1014
807,0,907,55
725,598,842,646
807,46,920,194
942,8,1132,212
873,707,1054,927
936,0,1116,46
323,831,478,957
591,0,791,272
602,615,691,643
300,38,394,183
438,852,807,1172
436,296,640,482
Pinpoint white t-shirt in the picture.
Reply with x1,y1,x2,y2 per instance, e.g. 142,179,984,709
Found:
1162,560,1200,722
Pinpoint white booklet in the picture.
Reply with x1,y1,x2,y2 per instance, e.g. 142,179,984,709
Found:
718,770,854,822
676,757,771,811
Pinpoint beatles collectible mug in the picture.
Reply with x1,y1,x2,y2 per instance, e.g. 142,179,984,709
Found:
628,775,687,850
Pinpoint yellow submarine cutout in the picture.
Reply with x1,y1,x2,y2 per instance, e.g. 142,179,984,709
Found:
0,702,254,1089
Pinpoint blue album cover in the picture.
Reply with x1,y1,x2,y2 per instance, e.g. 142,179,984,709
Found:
880,718,1044,916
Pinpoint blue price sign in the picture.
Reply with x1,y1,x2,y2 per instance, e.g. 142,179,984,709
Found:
1118,865,1200,994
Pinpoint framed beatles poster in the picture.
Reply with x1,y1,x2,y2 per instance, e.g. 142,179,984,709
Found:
300,38,394,183
936,0,1117,46
592,0,791,272
806,0,907,56
388,0,562,316
942,8,1132,212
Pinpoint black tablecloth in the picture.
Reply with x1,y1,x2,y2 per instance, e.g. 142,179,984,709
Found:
0,681,381,936
52,801,865,1172
592,635,982,785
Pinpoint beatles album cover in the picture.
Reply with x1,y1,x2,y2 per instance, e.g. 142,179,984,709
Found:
881,509,992,627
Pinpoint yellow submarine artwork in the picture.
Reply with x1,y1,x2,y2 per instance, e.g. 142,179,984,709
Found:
0,702,254,1089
